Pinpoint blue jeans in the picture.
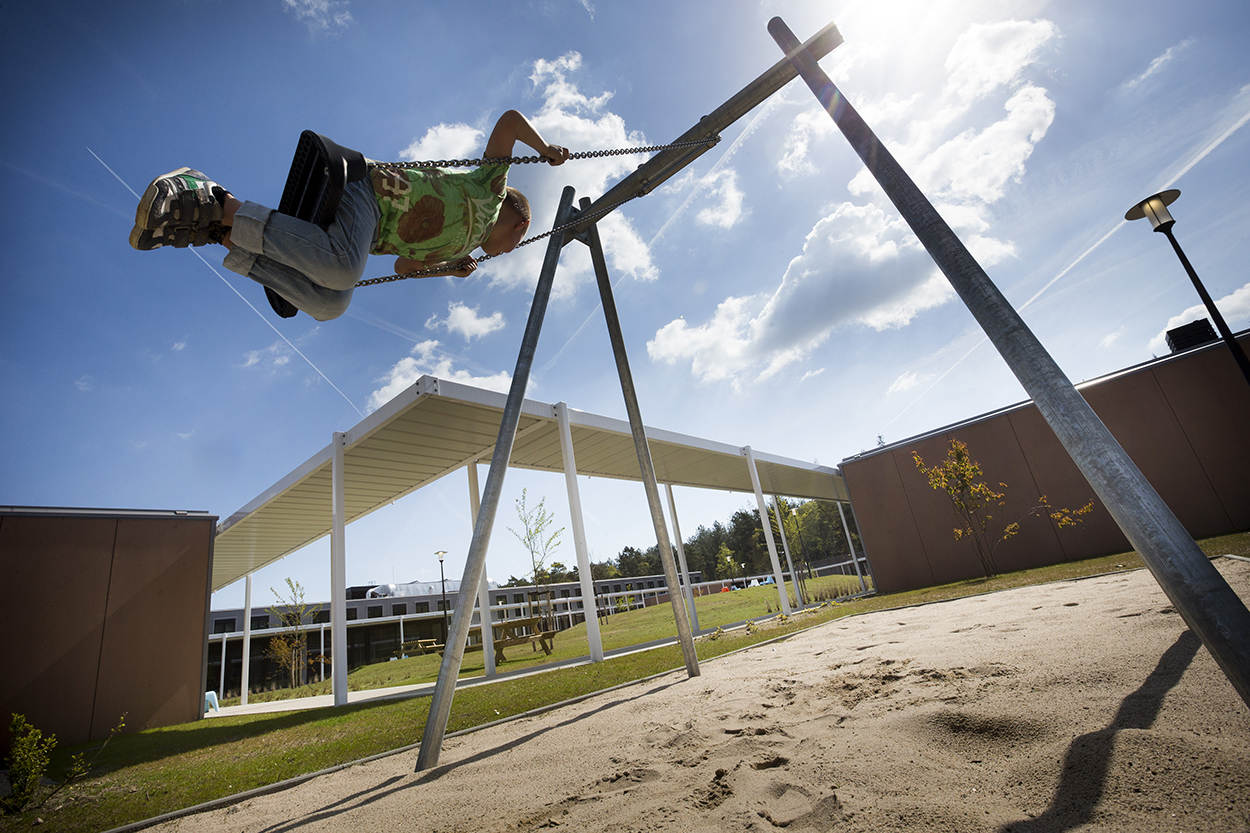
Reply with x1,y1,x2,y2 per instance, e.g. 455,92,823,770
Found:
222,180,380,321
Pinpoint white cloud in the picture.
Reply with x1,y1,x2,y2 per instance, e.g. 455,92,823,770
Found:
399,123,486,165
887,370,929,395
74,375,93,392
910,84,1055,204
944,19,1058,104
367,340,512,412
647,297,760,386
694,169,746,229
425,302,506,341
1100,328,1124,349
653,15,1057,387
1147,282,1250,355
777,109,834,178
281,0,353,32
241,341,293,371
1124,38,1194,91
172,341,186,352
799,368,825,383
177,430,195,440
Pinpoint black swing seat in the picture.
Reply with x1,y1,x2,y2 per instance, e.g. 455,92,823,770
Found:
265,131,369,318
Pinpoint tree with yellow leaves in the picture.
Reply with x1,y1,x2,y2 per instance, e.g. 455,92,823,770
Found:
912,439,1095,577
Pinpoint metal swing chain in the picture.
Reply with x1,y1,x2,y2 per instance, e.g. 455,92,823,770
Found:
366,136,719,172
354,134,720,288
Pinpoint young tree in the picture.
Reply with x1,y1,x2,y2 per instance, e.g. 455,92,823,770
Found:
713,542,736,581
508,488,564,587
912,439,1095,577
266,578,321,690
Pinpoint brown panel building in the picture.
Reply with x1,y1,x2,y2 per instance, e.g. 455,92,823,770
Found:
841,333,1250,594
0,508,216,754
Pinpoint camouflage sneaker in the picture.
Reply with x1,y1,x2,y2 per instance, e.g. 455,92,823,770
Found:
129,167,230,250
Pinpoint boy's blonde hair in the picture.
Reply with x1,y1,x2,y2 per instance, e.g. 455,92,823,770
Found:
504,186,530,223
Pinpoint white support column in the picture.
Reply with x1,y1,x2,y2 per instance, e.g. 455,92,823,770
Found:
399,616,404,653
744,446,791,615
319,623,325,681
837,500,868,593
665,483,700,633
218,634,227,699
556,403,604,662
331,431,349,706
469,462,497,676
240,574,253,705
771,496,805,606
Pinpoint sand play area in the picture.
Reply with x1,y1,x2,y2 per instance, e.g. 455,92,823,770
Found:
156,559,1250,832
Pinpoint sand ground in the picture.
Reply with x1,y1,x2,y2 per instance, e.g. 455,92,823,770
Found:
156,559,1250,833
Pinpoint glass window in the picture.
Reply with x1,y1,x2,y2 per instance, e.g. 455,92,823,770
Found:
367,605,383,619
392,603,407,616
314,610,330,624
250,615,269,630
346,608,358,621
415,602,430,613
437,600,450,611
213,618,235,634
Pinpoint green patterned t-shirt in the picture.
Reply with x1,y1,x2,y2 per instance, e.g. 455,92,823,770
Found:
369,163,509,262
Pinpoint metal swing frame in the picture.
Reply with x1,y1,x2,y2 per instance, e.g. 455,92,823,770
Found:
412,20,846,772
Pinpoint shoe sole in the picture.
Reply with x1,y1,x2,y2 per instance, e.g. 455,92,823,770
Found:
130,167,192,250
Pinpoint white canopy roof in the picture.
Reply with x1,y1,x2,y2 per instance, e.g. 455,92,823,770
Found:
212,376,847,592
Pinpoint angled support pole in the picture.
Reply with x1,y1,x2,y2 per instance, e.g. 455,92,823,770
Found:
579,197,700,678
416,186,580,772
744,446,792,615
467,461,496,676
770,16,1250,709
772,496,806,606
556,402,605,662
836,500,867,593
665,483,700,633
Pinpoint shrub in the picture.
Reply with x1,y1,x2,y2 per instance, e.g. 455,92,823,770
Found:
3,713,55,813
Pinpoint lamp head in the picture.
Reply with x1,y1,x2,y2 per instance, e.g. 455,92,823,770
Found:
435,549,447,562
1125,189,1180,232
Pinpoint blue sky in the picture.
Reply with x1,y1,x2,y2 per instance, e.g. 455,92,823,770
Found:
3,0,1247,611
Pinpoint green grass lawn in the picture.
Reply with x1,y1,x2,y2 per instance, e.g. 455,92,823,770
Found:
222,573,870,706
4,533,1245,833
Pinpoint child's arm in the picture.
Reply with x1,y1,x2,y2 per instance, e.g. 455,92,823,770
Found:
396,255,477,278
485,110,570,165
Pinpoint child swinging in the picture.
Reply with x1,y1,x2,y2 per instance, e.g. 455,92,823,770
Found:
130,111,569,321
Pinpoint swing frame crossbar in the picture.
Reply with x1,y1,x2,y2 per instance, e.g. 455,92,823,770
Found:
413,21,845,773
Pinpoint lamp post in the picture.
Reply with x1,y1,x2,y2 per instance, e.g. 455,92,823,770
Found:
1125,189,1250,389
435,550,448,644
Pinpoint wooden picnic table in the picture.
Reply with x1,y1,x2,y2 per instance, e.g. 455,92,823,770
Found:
455,616,556,661
392,637,442,659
